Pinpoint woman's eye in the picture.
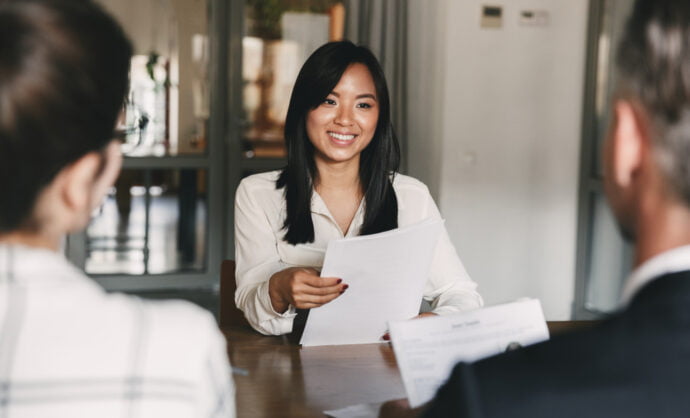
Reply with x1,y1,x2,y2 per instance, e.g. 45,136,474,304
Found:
357,102,373,109
323,98,336,105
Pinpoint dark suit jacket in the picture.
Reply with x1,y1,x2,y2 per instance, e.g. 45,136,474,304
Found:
423,271,690,418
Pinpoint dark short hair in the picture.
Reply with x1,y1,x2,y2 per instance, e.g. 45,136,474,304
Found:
0,0,132,232
617,0,690,204
278,40,400,244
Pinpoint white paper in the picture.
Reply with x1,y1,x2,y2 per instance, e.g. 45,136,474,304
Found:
324,403,382,418
389,298,549,407
299,219,444,347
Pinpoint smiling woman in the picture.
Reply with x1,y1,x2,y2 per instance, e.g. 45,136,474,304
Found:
233,41,484,336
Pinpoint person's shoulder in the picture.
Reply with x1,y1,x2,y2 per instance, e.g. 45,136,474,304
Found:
238,170,282,191
459,318,650,417
236,170,283,206
392,173,431,196
101,293,221,349
473,318,622,391
113,297,227,379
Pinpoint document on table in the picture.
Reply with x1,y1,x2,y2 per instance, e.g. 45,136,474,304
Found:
389,298,549,407
324,403,382,418
299,218,444,347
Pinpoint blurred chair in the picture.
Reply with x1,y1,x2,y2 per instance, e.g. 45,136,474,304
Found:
219,260,251,329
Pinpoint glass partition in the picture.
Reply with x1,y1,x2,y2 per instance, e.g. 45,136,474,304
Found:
574,0,635,318
86,169,207,275
584,192,632,313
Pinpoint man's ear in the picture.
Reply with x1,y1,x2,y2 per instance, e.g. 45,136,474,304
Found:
610,99,647,189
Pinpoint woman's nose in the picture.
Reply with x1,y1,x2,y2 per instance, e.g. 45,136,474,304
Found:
334,106,353,126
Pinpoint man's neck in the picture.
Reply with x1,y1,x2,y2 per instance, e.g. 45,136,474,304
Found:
634,200,690,268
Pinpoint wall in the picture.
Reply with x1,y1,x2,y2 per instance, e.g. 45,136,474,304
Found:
408,0,589,319
407,0,448,199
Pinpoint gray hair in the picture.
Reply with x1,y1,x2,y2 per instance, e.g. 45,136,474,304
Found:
616,0,690,204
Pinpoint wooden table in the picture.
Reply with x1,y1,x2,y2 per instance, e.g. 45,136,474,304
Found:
222,321,596,418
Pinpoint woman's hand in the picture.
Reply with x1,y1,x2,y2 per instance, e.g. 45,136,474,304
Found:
268,267,348,313
415,312,438,319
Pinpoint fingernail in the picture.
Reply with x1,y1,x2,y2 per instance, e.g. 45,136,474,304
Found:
343,284,349,290
337,279,342,284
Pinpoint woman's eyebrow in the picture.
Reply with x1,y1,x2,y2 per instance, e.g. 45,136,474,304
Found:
328,91,377,101
356,93,377,100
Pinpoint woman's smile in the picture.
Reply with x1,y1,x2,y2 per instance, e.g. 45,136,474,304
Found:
328,131,357,143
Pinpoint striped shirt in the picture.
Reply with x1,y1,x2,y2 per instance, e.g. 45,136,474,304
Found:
0,244,235,417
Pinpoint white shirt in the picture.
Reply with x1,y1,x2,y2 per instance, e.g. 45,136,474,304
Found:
0,244,235,418
234,170,483,335
619,245,690,307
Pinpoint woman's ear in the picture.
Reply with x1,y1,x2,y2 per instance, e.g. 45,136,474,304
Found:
59,141,122,231
90,141,122,211
61,152,103,215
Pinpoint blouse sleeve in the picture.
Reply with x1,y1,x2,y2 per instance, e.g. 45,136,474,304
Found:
234,178,296,335
413,184,484,314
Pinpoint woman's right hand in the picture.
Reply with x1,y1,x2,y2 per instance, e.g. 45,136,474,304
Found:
268,267,348,313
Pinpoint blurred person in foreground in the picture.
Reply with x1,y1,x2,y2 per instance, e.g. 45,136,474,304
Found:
0,0,234,416
381,0,690,416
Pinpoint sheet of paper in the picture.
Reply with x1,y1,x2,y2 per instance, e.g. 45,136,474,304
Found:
299,218,444,347
389,298,549,407
323,403,382,418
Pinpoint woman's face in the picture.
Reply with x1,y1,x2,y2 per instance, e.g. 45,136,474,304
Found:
306,63,379,168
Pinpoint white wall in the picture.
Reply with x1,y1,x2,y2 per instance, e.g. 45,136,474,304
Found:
407,0,448,198
408,0,589,319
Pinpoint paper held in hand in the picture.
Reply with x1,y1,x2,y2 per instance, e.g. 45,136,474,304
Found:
389,298,549,408
299,218,444,347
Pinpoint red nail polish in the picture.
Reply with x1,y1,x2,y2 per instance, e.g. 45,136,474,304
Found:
343,284,349,290
337,279,342,284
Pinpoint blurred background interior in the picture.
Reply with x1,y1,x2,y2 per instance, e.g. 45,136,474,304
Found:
67,0,632,321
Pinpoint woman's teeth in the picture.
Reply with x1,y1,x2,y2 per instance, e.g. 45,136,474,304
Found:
329,132,356,141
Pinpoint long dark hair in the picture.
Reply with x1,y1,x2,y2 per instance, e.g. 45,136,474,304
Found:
277,41,400,245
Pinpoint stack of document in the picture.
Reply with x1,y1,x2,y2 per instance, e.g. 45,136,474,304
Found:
389,298,549,407
300,219,444,347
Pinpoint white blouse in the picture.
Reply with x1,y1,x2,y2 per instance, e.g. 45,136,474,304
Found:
234,170,483,335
